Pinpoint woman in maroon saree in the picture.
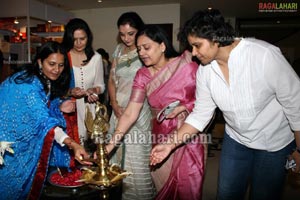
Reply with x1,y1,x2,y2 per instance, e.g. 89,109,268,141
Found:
107,25,205,200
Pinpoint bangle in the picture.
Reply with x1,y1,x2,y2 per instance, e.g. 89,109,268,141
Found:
110,100,118,106
115,129,122,133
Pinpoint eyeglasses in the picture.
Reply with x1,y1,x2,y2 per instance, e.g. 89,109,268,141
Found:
156,100,180,123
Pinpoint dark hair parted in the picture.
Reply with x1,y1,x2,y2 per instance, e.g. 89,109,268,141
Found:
178,9,236,47
136,24,179,59
12,41,71,100
117,12,145,31
62,18,94,65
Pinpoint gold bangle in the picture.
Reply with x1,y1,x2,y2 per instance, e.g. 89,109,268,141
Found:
115,129,123,134
110,100,118,106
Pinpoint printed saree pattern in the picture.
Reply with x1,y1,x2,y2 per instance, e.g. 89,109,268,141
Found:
0,73,71,199
109,44,156,200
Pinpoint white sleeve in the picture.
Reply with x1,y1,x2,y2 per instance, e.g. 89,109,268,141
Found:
54,127,69,147
264,46,300,130
185,66,217,131
94,53,105,93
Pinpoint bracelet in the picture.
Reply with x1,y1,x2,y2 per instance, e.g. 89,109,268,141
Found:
110,100,118,106
115,129,122,133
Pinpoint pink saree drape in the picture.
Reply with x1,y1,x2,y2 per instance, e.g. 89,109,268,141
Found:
131,51,205,200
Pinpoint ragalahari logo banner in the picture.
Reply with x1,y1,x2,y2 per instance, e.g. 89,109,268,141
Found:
258,1,298,12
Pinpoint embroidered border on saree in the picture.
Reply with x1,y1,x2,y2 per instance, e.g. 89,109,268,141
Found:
146,51,192,96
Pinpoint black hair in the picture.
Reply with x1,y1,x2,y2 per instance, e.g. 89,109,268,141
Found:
12,41,71,99
62,18,95,65
136,24,179,59
96,48,109,61
117,12,145,31
178,9,236,48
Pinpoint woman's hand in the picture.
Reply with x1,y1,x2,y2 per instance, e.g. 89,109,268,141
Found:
166,105,187,119
106,143,115,155
291,150,300,173
64,138,93,165
85,88,99,103
60,99,76,113
111,102,124,118
71,142,93,165
150,143,174,166
70,87,86,98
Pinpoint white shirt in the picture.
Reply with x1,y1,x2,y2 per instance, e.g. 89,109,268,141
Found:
186,38,300,151
73,52,105,144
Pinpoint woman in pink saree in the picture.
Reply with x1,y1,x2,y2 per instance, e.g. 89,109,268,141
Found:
106,25,205,200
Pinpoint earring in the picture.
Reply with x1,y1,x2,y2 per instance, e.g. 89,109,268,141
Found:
39,65,43,75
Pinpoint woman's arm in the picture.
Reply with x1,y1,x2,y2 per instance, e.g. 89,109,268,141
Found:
63,137,92,165
292,131,300,173
108,58,123,118
150,122,199,165
85,54,105,103
90,53,105,95
106,101,143,153
59,99,76,113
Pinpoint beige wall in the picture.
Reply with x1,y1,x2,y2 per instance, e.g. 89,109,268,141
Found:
71,4,180,58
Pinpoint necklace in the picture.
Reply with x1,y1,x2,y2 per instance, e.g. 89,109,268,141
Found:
124,48,137,67
127,57,132,67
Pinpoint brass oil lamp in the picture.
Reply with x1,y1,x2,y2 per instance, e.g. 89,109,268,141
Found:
81,101,131,198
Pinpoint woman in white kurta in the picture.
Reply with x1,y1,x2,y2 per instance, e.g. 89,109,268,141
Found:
63,18,105,145
72,52,105,143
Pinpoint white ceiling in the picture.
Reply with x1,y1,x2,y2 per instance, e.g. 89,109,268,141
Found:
40,0,299,19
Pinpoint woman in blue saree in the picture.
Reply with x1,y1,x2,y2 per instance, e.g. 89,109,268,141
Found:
0,41,91,200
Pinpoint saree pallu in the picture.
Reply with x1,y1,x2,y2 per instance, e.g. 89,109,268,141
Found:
64,52,80,146
109,44,156,200
0,74,71,200
131,51,205,200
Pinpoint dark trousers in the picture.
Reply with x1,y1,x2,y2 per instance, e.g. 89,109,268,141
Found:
217,132,295,200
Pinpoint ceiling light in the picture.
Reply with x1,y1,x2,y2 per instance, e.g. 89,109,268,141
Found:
98,0,102,2
14,17,19,24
